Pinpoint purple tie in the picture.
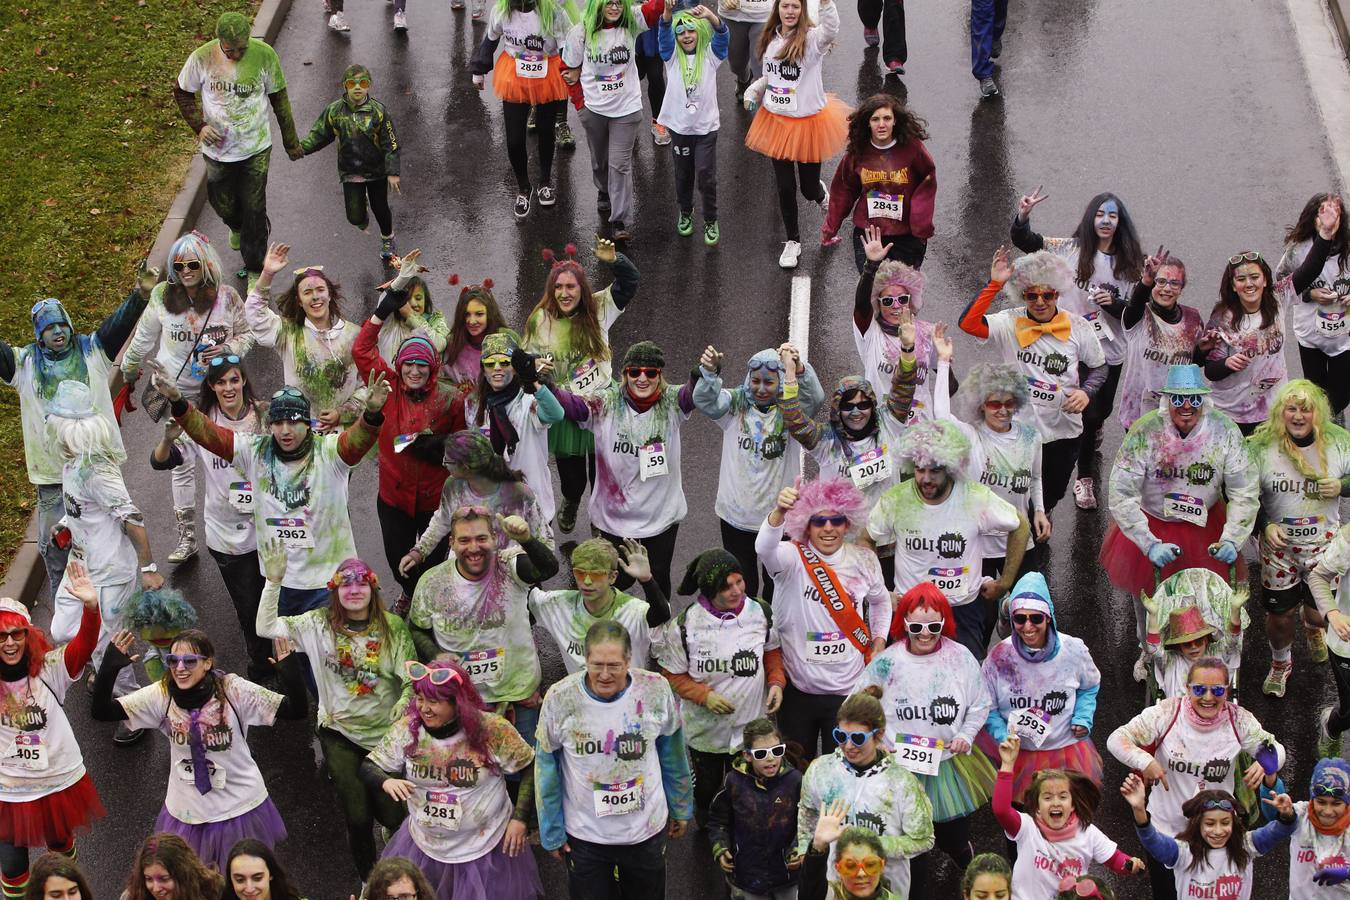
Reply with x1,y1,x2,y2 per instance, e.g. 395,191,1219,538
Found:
188,709,213,795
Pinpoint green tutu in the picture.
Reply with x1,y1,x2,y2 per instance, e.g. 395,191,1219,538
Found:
548,418,594,458
917,751,998,822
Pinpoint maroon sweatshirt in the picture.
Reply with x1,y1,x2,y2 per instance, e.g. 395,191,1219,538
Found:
822,139,936,240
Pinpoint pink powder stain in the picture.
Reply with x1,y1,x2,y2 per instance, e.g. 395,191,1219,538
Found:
635,699,644,717
594,449,627,507
603,728,617,754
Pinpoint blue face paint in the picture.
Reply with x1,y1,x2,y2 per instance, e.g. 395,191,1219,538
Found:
1097,199,1119,217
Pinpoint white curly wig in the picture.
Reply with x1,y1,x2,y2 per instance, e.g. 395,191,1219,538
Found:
1003,249,1078,305
895,419,971,473
952,363,1030,425
871,260,925,312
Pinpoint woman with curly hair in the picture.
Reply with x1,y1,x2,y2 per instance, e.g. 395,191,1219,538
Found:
1248,379,1350,695
440,279,508,394
359,658,540,899
24,851,94,900
256,551,414,883
959,246,1107,514
822,97,936,272
364,856,436,900
1280,192,1350,417
221,839,304,900
123,833,222,900
244,241,366,432
755,477,889,758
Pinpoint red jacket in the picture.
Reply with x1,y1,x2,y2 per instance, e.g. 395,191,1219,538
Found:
353,320,465,516
823,139,936,240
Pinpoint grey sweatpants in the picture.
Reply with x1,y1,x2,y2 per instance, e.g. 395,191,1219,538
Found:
672,130,718,222
725,18,766,83
580,106,644,226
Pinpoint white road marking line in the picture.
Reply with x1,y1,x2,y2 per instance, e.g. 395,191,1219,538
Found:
790,275,811,471
1286,0,1350,189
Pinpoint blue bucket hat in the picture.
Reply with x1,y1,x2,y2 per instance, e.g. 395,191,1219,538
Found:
1160,364,1211,396
46,380,95,419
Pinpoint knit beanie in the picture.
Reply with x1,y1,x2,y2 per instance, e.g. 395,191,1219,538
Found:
677,549,743,597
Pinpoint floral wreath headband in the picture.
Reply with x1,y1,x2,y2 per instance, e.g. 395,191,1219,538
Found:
328,560,379,591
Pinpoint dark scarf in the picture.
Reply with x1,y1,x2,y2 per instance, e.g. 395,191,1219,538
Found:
1149,299,1182,325
273,430,314,463
486,381,523,456
0,657,28,683
626,384,663,413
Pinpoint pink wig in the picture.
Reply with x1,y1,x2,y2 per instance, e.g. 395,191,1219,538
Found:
871,260,926,312
784,477,870,543
402,658,498,772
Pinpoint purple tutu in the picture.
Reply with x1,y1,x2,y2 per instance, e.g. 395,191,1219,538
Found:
154,798,287,872
382,820,543,899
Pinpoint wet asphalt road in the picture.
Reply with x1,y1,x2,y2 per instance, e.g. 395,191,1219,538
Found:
45,0,1345,896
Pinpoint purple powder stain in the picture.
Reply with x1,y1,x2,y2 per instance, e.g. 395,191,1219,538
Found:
603,728,617,754
594,449,627,507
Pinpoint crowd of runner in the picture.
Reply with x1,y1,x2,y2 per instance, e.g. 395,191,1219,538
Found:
2,2,1350,899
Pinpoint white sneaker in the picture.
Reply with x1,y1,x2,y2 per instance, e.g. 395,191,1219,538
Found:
818,179,829,214
328,10,350,30
778,240,802,269
393,9,407,28
1073,477,1097,510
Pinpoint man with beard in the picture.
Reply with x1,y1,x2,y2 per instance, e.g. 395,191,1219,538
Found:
864,418,1028,660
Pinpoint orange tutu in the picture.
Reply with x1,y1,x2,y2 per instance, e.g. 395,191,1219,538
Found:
492,52,568,106
744,94,850,163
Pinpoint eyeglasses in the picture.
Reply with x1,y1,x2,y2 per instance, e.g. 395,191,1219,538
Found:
209,354,242,368
878,294,912,308
810,515,848,527
272,387,304,400
625,367,662,379
1189,683,1227,698
572,568,611,582
1012,613,1046,626
1199,797,1236,812
834,855,885,877
345,78,371,89
983,398,1019,411
1155,277,1185,289
172,260,202,272
673,19,697,33
1169,394,1204,408
0,629,26,644
482,356,512,370
165,653,206,670
1023,290,1059,302
838,400,874,413
832,727,877,747
386,894,418,900
905,619,944,635
1228,251,1263,266
406,661,462,686
748,743,786,760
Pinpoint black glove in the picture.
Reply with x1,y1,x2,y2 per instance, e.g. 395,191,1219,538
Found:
512,348,542,393
406,432,449,464
374,288,406,322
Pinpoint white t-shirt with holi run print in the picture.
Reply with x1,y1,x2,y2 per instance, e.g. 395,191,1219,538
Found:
0,651,88,803
1253,437,1350,547
527,588,653,674
176,40,287,163
710,400,802,532
1282,238,1350,356
1203,285,1295,425
583,395,692,538
858,638,992,763
854,319,939,426
983,634,1100,753
1006,812,1120,900
1117,304,1206,429
1168,838,1258,900
1039,238,1136,367
1286,800,1350,899
119,676,282,824
536,668,682,846
60,461,140,586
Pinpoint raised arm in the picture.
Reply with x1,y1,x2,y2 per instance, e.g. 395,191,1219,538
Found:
959,247,1013,340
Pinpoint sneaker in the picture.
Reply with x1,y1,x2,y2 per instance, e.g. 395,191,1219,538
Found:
1309,625,1330,663
862,26,879,46
991,36,1002,59
114,722,147,746
229,228,240,251
652,120,672,146
328,10,350,30
1073,477,1097,510
558,498,579,534
980,76,1000,98
612,221,632,242
778,240,802,269
1320,706,1344,759
704,221,719,246
537,184,556,207
1132,652,1148,684
735,78,750,102
451,0,464,7
886,60,905,75
393,9,407,29
677,211,694,237
245,271,260,293
1263,660,1293,697
817,179,829,215
391,592,412,618
556,121,576,149
514,191,532,220
381,235,396,262
527,107,537,131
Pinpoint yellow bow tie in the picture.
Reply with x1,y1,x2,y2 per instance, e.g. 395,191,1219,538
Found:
1014,312,1072,348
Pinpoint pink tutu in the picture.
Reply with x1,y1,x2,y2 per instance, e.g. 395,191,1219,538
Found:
154,798,287,872
975,732,1103,805
1100,505,1246,595
382,819,543,899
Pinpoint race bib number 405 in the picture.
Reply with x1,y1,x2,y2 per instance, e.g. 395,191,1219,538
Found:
5,734,47,771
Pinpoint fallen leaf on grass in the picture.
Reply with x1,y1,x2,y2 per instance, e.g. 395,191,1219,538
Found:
41,198,56,207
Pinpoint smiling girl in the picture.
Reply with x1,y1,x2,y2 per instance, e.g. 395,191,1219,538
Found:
441,280,507,393
1271,758,1350,895
123,834,222,900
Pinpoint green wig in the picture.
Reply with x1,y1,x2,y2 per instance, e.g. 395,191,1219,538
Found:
583,0,639,53
124,586,200,633
671,11,713,90
494,0,568,35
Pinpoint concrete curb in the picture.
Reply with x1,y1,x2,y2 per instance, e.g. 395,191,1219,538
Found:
1331,0,1350,59
0,0,295,608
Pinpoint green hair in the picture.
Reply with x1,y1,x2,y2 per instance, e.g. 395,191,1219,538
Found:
215,12,251,43
494,0,568,34
1248,378,1350,482
583,0,638,53
572,537,619,573
671,11,713,90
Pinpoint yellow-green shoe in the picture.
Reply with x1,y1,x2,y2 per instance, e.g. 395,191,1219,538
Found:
676,212,694,237
229,229,240,251
1320,706,1343,759
1262,660,1292,697
704,221,719,246
1310,625,1330,663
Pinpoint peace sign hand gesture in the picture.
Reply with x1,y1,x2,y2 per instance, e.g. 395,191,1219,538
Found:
1016,185,1049,222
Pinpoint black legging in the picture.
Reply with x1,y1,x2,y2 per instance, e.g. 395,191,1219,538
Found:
0,836,74,888
635,49,666,119
1040,436,1082,514
907,816,974,899
771,159,824,242
503,99,565,193
376,499,448,599
557,452,596,506
319,726,408,880
777,681,845,761
598,523,679,600
342,180,394,237
1076,363,1121,478
718,519,772,600
1299,342,1350,415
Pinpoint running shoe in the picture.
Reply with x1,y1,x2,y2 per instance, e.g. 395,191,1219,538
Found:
381,235,396,262
817,179,829,215
735,78,750,102
556,121,576,149
612,221,632,242
394,9,407,29
328,10,350,30
1309,624,1330,663
862,26,879,47
527,107,537,131
1263,660,1292,697
704,221,719,246
991,36,1002,59
779,240,802,269
537,184,557,207
980,77,1000,98
677,211,694,237
652,120,672,146
451,0,464,7
514,191,532,220
229,228,240,251
886,60,905,75
114,722,147,746
1073,477,1097,510
1320,706,1343,759
558,498,579,534
391,592,412,617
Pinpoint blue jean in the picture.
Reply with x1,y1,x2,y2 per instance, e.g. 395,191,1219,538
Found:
36,483,70,605
970,0,1009,79
565,829,667,900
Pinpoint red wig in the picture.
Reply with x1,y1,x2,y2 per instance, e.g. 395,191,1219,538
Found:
0,611,53,678
888,582,957,644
